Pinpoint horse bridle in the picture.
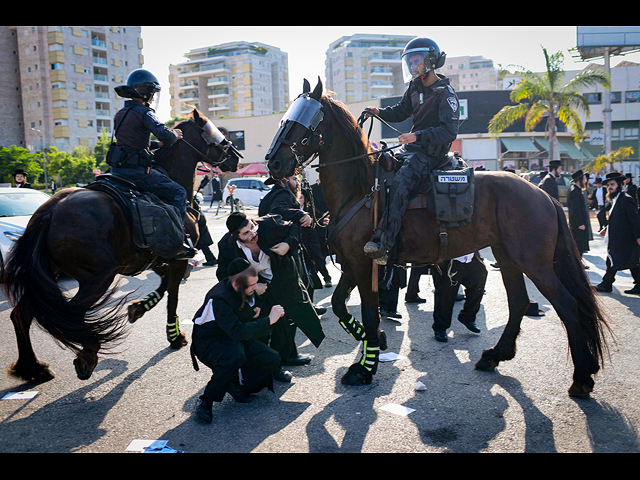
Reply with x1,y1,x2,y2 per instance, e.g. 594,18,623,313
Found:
179,119,242,170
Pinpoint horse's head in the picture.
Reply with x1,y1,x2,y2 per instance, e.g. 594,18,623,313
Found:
266,77,325,180
179,109,242,173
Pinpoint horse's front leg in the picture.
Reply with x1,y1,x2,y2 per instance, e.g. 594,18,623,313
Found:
165,260,188,349
340,264,386,386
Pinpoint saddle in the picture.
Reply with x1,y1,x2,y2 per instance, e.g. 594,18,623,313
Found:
377,149,475,227
84,173,186,261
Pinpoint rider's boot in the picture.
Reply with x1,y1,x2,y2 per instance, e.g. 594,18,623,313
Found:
173,234,196,261
363,229,388,265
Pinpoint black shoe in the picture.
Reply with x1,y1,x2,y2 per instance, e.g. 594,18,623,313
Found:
455,293,465,302
195,398,213,423
460,320,480,333
594,283,612,293
385,311,402,319
624,285,640,294
183,262,194,279
282,354,312,366
227,383,253,403
273,367,292,383
203,259,218,266
434,330,448,342
405,295,426,304
173,244,197,261
315,306,327,315
323,277,333,288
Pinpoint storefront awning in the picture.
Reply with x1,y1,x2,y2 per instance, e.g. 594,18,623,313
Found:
534,137,589,159
500,137,540,153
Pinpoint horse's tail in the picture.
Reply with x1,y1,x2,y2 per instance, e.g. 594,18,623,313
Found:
1,199,130,356
552,200,613,369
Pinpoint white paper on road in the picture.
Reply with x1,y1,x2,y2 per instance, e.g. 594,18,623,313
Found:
379,352,406,362
2,391,38,400
380,403,416,416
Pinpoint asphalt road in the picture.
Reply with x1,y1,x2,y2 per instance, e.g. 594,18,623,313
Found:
1,205,639,453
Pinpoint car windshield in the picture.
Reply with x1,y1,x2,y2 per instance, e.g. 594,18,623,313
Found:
0,190,49,217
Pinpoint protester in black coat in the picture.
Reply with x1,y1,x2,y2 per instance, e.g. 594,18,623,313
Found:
595,172,640,294
191,258,285,422
568,170,590,256
540,160,561,202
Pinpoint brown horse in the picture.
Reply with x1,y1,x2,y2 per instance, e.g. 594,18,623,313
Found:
266,78,612,398
1,108,239,382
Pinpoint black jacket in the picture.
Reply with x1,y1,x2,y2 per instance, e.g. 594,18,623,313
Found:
191,278,271,344
377,74,459,149
568,184,590,253
258,183,306,223
606,191,640,270
114,100,179,151
540,174,559,201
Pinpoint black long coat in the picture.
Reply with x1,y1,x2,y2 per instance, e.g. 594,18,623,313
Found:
568,184,590,253
540,174,559,201
606,192,640,270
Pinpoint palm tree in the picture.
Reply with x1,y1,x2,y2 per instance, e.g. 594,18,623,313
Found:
583,146,635,174
488,46,611,163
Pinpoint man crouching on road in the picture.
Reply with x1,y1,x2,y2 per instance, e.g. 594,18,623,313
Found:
191,257,285,423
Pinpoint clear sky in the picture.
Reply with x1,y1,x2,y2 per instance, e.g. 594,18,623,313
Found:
140,26,640,122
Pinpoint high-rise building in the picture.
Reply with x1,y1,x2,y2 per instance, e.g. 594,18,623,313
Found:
325,33,502,103
168,41,289,119
0,26,143,152
325,33,415,103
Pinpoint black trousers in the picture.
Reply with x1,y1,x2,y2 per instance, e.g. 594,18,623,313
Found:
192,326,280,403
601,257,640,288
432,256,487,332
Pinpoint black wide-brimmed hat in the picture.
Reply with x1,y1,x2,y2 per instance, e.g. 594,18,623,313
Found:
571,169,585,181
13,169,27,176
547,160,561,168
604,171,625,184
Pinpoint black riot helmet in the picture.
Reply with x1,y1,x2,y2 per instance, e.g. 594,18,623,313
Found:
401,38,446,83
115,69,161,104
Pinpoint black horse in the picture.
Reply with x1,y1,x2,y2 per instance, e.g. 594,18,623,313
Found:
266,78,612,398
1,108,240,382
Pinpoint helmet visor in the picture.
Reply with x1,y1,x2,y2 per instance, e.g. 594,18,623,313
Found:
401,49,430,83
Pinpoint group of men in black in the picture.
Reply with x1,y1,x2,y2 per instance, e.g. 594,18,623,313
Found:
539,160,640,295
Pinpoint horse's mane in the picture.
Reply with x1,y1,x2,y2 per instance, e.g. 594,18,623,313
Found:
319,91,374,196
153,108,207,164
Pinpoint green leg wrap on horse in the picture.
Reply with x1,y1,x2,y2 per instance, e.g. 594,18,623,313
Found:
141,290,163,311
166,315,180,342
339,315,365,341
359,338,380,374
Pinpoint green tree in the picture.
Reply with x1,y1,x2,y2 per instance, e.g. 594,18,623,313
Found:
46,146,97,186
0,146,44,184
488,46,612,162
583,146,635,173
94,128,111,173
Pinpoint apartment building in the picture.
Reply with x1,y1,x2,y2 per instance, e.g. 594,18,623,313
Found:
168,41,289,119
0,26,143,152
325,34,501,103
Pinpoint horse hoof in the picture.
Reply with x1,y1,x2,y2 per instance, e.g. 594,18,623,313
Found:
36,367,56,382
73,357,95,381
341,363,372,386
128,303,144,323
568,381,593,398
168,333,188,349
475,356,498,372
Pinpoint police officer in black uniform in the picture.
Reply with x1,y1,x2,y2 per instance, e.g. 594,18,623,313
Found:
363,38,460,264
108,69,194,258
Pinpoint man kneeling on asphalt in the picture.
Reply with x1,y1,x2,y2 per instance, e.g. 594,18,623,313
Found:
191,258,285,423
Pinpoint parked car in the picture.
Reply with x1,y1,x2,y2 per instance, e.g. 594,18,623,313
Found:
222,177,272,207
0,187,50,264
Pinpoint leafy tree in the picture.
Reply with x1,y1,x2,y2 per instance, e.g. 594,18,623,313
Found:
488,46,611,162
0,146,44,184
583,146,635,173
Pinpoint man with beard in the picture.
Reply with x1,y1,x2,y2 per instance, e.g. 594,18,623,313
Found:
540,160,562,202
595,171,640,294
217,212,325,382
191,258,285,422
568,170,590,258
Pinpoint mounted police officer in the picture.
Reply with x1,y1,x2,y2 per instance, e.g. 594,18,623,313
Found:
108,69,194,259
363,38,460,264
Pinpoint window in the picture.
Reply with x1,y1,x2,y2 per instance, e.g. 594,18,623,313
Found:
624,128,639,140
611,92,621,104
585,92,601,104
625,91,640,103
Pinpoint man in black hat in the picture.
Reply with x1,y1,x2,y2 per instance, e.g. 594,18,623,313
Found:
217,211,325,381
595,171,640,294
540,160,562,201
12,169,32,189
191,258,285,422
623,173,638,207
568,169,590,257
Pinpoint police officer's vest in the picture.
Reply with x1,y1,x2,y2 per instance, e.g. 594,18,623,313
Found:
105,107,153,168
